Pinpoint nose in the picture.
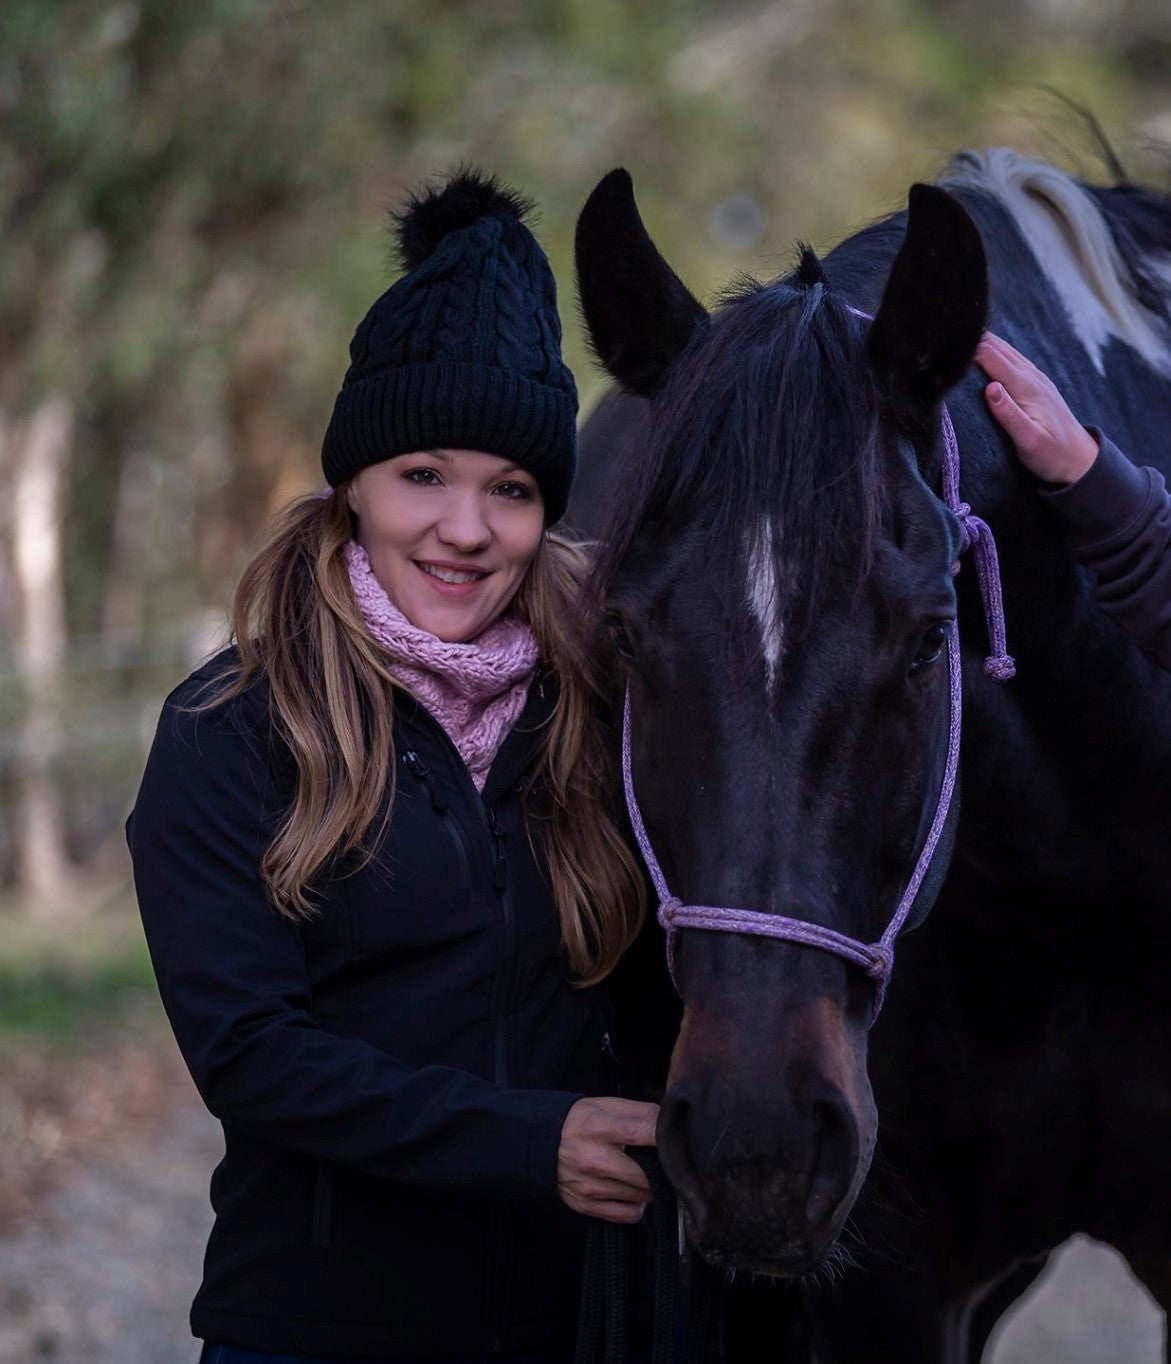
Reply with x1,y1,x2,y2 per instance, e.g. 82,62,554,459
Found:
657,1067,866,1273
437,493,491,553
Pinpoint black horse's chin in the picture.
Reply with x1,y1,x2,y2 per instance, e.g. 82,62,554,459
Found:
663,1134,868,1277
681,1196,841,1279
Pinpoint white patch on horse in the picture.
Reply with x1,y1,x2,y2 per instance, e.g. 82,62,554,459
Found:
942,148,1171,376
746,519,785,692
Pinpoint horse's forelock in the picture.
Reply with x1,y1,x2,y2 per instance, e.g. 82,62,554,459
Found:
597,281,888,639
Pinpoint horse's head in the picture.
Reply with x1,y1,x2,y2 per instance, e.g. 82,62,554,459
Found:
576,171,987,1274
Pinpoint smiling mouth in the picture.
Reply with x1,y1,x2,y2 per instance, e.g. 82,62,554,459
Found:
416,562,488,586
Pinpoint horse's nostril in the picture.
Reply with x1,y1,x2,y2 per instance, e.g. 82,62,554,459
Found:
805,1094,860,1232
657,1087,690,1155
657,1084,703,1202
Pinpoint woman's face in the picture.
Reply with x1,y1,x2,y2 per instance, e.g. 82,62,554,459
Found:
347,448,545,643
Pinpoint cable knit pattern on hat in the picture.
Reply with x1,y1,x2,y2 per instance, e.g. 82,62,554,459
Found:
345,541,538,791
320,170,577,522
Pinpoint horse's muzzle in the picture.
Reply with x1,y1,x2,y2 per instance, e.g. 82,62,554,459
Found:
657,1057,875,1276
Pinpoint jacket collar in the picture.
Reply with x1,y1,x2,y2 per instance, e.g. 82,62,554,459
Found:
481,669,558,805
396,670,558,806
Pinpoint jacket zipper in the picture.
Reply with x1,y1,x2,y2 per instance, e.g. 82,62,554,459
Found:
402,749,474,892
402,717,521,1353
487,804,515,1079
602,1029,622,1096
484,799,518,1353
401,735,517,1087
401,749,446,812
311,1161,333,1247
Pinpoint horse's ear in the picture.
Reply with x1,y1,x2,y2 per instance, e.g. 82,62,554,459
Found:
868,183,987,405
575,169,709,397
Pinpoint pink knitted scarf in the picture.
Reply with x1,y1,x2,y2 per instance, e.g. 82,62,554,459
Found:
345,541,538,791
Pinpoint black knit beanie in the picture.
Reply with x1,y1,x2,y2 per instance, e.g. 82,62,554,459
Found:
321,169,578,524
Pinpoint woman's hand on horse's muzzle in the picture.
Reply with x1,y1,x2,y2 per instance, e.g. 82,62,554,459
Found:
557,1096,659,1223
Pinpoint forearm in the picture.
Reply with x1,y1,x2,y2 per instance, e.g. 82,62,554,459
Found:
165,980,578,1199
1042,434,1171,671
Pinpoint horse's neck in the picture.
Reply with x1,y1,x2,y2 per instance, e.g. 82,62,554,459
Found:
958,586,1171,890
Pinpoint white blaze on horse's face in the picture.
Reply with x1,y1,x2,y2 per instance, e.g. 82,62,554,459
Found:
745,517,786,693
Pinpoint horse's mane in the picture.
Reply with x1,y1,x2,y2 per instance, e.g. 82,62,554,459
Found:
594,275,888,643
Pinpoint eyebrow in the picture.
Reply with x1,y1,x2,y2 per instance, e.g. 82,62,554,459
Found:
416,451,533,479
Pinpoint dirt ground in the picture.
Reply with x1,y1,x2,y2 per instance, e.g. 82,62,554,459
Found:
0,1031,1164,1364
0,1030,215,1364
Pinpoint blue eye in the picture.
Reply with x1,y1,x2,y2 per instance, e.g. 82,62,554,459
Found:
404,468,442,486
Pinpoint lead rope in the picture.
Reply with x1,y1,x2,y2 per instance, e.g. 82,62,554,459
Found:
575,1151,726,1364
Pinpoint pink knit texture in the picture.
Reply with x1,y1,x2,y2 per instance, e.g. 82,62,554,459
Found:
345,541,538,791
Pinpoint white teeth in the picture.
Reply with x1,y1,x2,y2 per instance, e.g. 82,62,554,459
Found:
419,563,483,585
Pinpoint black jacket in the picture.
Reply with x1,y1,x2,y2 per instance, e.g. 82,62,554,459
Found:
1042,432,1171,672
128,654,616,1357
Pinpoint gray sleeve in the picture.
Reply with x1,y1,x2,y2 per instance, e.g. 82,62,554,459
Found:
1039,431,1171,671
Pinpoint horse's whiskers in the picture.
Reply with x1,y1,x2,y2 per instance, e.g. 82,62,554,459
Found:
799,1236,859,1289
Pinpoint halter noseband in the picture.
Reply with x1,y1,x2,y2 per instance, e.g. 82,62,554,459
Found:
621,337,1015,1020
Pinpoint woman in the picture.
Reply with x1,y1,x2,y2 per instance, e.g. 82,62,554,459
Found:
128,169,657,1363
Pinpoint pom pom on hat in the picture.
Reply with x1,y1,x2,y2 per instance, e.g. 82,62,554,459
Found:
394,169,535,271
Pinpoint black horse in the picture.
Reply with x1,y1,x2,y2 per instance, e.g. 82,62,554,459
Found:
571,149,1171,1361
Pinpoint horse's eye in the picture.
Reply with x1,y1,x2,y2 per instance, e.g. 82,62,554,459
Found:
910,622,950,674
605,612,635,659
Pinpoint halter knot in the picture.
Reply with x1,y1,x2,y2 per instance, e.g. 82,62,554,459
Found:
957,504,990,553
657,897,684,929
866,944,894,980
940,411,1016,681
983,655,1017,681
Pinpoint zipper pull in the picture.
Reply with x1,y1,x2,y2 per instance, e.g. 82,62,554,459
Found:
402,750,447,814
487,807,508,891
601,1031,622,1093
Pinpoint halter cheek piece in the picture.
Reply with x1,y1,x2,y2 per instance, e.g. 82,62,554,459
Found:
622,311,1015,1021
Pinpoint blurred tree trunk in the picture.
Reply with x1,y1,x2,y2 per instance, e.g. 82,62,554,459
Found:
101,449,158,663
11,395,73,910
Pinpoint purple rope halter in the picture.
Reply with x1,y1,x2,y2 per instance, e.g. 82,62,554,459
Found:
939,404,1015,681
622,334,1015,1019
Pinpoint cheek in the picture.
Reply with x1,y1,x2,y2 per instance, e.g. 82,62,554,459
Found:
503,514,545,573
355,499,414,552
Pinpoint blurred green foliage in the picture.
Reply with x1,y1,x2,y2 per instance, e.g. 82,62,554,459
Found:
0,954,158,1043
5,0,1169,453
0,885,159,1044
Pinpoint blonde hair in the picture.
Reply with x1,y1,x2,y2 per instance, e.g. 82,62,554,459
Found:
206,487,645,984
